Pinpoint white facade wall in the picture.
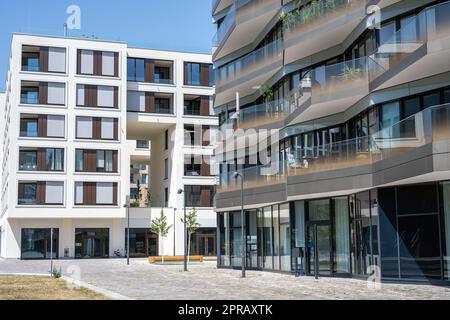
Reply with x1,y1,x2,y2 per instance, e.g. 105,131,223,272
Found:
0,34,217,259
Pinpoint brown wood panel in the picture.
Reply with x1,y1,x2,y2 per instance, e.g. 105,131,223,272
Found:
39,47,49,72
200,64,210,87
112,150,118,173
202,125,210,146
200,186,211,207
114,52,119,77
87,150,97,172
38,82,48,105
84,85,98,107
145,59,155,83
201,161,210,176
37,148,46,171
83,182,96,205
200,96,210,116
113,182,118,205
76,49,82,74
94,51,102,76
145,92,155,113
36,182,46,205
113,119,119,141
38,115,47,137
114,87,119,108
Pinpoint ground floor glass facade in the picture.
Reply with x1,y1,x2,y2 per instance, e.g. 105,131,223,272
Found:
218,181,450,282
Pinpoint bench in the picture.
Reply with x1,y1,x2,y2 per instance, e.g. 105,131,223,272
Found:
148,255,204,264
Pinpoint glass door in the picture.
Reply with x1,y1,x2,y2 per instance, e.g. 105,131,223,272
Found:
307,222,332,276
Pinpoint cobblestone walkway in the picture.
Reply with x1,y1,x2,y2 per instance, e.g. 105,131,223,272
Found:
1,258,449,300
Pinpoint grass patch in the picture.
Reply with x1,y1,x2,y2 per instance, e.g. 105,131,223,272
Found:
0,276,110,300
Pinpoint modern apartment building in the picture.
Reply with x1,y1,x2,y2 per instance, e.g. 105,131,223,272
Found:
0,33,217,260
212,0,450,283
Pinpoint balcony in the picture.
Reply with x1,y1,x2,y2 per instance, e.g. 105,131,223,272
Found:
215,39,283,106
219,102,450,192
368,0,450,91
283,0,369,65
213,0,282,60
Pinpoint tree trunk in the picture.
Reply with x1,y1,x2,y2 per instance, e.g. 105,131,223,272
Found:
161,235,164,264
188,233,191,265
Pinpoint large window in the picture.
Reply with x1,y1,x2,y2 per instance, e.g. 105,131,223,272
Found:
18,183,37,205
333,197,350,274
279,204,291,271
127,58,145,82
20,117,38,137
185,62,200,86
21,228,59,259
96,150,114,172
46,148,64,171
75,228,109,258
125,229,158,257
19,150,37,171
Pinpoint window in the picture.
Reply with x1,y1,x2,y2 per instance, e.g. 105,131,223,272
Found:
96,150,113,172
96,182,114,205
164,188,169,207
184,157,201,176
127,58,145,82
154,66,171,84
184,185,214,207
101,118,114,140
20,86,39,104
48,47,66,73
102,52,115,77
45,182,64,205
155,98,170,114
47,115,65,138
97,86,115,108
46,149,64,171
20,117,38,137
184,125,195,145
22,51,39,72
141,174,148,184
208,65,215,87
75,182,84,205
21,228,59,259
78,50,117,77
19,150,37,171
136,140,149,149
18,183,37,205
47,83,65,105
127,91,146,112
164,130,169,150
75,150,84,172
130,188,139,200
76,117,93,139
185,62,200,86
80,50,94,74
184,98,201,115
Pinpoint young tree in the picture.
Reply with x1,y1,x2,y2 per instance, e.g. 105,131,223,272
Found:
150,208,172,264
136,180,142,205
181,207,201,265
146,188,152,208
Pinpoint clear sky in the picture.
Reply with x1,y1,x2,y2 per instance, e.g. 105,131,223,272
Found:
0,0,215,90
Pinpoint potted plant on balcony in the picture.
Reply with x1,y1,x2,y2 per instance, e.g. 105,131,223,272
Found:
340,66,362,81
260,83,274,100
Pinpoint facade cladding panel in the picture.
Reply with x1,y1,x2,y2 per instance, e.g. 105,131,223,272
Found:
213,0,450,282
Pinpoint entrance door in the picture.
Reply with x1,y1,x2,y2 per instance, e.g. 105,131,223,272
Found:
82,236,105,258
194,235,216,256
307,223,332,276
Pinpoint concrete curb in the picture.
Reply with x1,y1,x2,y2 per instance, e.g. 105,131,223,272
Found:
61,276,134,300
0,272,133,300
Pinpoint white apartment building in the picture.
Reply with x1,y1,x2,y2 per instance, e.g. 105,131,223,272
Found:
0,33,217,260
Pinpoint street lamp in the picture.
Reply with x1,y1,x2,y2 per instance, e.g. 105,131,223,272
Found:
124,202,130,266
178,189,188,272
233,171,245,278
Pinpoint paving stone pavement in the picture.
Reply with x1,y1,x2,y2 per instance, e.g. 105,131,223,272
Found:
1,258,450,300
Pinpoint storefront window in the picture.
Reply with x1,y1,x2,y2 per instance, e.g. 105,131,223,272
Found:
308,199,330,221
231,212,242,267
219,213,231,266
263,206,273,269
21,228,59,259
273,206,280,270
246,211,258,268
279,204,291,271
293,201,306,273
442,182,450,279
333,197,350,273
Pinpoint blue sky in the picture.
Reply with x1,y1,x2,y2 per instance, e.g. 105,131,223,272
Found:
0,0,215,90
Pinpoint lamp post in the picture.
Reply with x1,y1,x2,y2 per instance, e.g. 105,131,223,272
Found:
124,203,130,265
233,171,245,278
178,189,188,272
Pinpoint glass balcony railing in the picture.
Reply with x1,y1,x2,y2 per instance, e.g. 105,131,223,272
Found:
282,0,367,43
311,56,369,105
369,0,450,84
216,39,283,87
219,103,450,191
212,0,274,47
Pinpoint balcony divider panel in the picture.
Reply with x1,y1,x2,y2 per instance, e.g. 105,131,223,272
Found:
113,87,119,108
113,182,118,205
201,162,210,176
201,186,211,207
94,51,102,76
145,59,155,83
93,117,101,139
37,148,46,171
38,115,47,137
200,64,210,86
113,119,119,140
83,182,96,205
36,182,46,205
200,96,210,116
145,92,155,113
114,52,119,77
202,125,210,146
39,47,49,72
76,49,81,74
38,82,48,105
112,150,118,172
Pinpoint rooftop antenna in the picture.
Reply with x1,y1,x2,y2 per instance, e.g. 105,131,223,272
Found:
63,23,68,37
